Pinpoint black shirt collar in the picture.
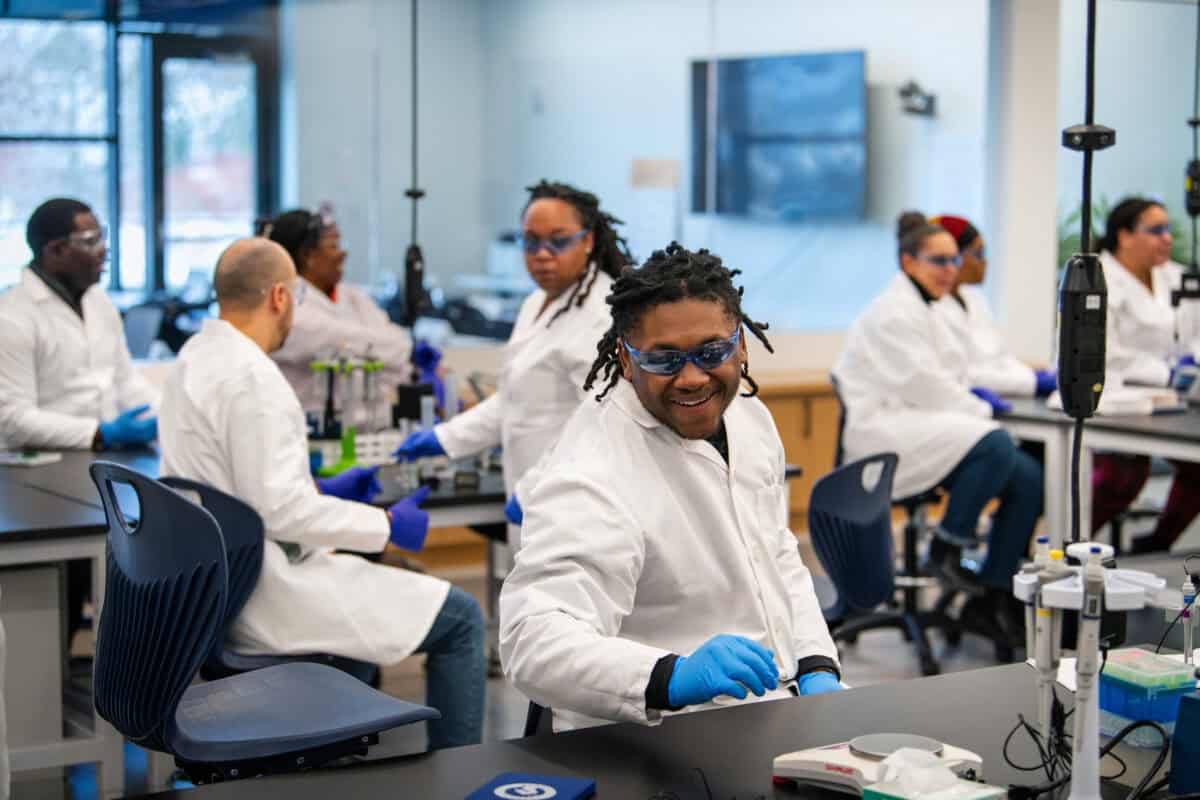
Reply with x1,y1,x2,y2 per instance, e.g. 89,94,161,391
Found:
30,263,85,318
906,273,935,305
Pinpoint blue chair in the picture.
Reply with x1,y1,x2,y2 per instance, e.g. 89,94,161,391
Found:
808,454,958,676
89,462,438,783
158,477,381,688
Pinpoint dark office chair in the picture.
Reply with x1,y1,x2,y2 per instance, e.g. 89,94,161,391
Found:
829,377,962,673
121,304,165,359
158,477,381,688
808,454,957,676
90,462,438,783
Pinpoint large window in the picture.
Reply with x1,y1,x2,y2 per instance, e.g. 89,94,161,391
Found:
0,3,277,294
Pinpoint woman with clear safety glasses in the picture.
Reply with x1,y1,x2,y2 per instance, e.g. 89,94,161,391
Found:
262,207,428,429
394,180,634,549
932,214,1056,398
833,211,1042,651
1092,197,1200,552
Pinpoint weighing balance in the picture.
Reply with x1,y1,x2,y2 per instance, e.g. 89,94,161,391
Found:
772,733,983,795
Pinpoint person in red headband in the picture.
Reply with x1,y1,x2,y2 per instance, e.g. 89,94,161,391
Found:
931,214,1057,398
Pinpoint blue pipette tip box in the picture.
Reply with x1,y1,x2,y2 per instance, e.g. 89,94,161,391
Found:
1099,647,1196,724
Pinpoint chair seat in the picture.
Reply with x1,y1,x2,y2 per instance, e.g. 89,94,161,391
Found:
205,649,379,687
167,663,439,764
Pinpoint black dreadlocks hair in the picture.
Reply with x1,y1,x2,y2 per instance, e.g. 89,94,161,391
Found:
523,180,635,328
583,241,773,402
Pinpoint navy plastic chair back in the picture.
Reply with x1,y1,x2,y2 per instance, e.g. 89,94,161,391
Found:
807,453,899,611
89,462,228,753
158,477,262,646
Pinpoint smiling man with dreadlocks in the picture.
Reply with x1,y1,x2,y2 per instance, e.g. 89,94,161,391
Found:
395,180,633,548
500,242,840,732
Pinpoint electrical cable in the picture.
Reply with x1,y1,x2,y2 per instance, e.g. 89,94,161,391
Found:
1155,591,1196,654
1071,417,1084,542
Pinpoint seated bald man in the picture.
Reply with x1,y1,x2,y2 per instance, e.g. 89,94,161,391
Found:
158,238,485,750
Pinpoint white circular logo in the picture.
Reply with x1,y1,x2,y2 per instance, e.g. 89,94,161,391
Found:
493,784,558,799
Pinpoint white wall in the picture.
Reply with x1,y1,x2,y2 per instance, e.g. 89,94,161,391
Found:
281,0,488,288
1057,0,1197,229
480,0,993,349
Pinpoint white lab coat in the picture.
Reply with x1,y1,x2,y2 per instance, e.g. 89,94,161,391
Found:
833,273,997,500
500,378,839,732
937,286,1037,396
160,318,448,664
434,271,613,548
1101,251,1200,387
0,268,158,450
271,278,413,424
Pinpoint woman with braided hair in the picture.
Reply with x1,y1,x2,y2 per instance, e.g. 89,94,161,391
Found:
395,180,633,547
501,243,840,733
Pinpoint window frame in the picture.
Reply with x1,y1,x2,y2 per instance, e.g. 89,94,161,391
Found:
0,2,280,295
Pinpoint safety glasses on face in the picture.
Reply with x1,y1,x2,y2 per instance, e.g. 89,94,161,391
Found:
518,229,587,256
1139,223,1171,237
622,327,742,376
918,253,962,269
66,226,107,253
963,245,986,260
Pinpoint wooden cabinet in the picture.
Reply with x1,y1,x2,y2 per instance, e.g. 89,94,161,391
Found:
755,370,839,530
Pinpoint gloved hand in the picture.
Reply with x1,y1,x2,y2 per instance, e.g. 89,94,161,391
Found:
970,386,1012,416
1034,369,1057,397
798,670,844,696
667,634,779,708
393,429,445,462
1170,354,1197,392
413,341,446,410
388,485,432,551
98,404,158,448
316,465,382,503
505,495,523,525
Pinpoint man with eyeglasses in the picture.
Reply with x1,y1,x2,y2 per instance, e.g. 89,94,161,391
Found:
0,197,159,452
158,237,485,749
499,243,840,733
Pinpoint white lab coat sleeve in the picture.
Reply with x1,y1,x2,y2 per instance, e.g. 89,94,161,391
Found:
433,392,504,459
500,472,673,725
969,358,1037,397
873,314,994,417
0,314,97,449
563,314,610,403
226,385,389,553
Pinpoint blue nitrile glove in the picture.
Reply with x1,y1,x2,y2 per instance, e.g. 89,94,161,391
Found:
316,465,382,503
970,386,1012,416
798,671,843,696
505,495,523,525
393,429,445,462
98,404,158,447
388,485,432,550
1170,354,1197,392
1034,369,1057,397
413,341,446,410
667,634,779,708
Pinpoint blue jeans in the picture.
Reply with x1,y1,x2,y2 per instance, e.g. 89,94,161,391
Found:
939,430,1043,589
414,585,485,749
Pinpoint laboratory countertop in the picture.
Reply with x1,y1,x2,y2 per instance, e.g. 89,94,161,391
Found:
0,478,105,542
133,661,1145,800
1003,397,1200,443
751,369,835,397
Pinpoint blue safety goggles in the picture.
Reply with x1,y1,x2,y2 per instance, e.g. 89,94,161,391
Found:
919,253,963,269
622,327,741,376
518,229,587,256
